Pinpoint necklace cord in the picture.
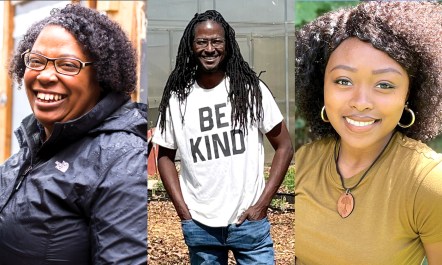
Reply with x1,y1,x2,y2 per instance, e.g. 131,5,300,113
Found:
334,133,395,191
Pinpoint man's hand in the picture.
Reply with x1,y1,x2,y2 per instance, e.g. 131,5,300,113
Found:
179,210,193,221
237,121,293,226
236,204,268,225
157,146,192,222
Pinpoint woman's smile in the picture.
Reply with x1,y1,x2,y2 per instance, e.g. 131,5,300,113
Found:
24,25,101,138
35,92,66,102
324,37,409,151
345,117,376,127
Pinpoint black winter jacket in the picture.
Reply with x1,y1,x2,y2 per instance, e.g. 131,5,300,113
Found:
0,93,147,265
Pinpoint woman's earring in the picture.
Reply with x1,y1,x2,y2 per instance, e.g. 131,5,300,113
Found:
398,103,415,128
321,106,329,122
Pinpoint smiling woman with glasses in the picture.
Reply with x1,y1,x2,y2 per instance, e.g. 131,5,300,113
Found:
0,4,147,265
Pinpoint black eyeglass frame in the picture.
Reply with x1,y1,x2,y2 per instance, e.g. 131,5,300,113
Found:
193,38,225,49
21,49,93,76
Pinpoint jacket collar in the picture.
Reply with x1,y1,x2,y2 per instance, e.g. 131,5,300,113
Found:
15,92,130,159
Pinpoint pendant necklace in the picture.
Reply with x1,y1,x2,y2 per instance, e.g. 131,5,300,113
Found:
334,136,393,218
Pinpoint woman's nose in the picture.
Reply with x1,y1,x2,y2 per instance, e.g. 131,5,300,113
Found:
36,62,58,83
349,86,373,111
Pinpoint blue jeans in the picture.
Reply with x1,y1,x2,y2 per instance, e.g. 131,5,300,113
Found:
181,217,274,265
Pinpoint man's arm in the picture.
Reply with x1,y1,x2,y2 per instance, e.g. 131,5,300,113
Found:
157,146,192,221
237,121,294,224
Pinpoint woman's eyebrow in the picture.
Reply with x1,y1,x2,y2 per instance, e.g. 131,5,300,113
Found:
329,65,357,73
372,68,403,75
329,65,403,76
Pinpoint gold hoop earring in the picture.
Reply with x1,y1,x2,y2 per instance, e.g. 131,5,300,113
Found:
321,106,329,122
398,103,415,128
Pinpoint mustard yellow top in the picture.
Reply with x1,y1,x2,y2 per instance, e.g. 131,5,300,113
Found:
295,132,442,265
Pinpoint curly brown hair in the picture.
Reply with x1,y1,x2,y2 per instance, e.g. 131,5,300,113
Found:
9,4,137,95
295,1,442,142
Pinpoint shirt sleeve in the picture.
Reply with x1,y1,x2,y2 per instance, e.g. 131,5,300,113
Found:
152,105,177,150
258,81,284,134
90,146,147,265
415,161,442,244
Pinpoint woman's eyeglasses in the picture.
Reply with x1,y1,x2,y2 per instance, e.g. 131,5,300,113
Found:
21,49,93,76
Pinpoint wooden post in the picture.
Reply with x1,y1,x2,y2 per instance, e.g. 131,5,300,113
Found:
96,1,146,102
79,0,97,9
0,1,14,162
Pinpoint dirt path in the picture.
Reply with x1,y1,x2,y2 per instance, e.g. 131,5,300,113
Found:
148,200,294,264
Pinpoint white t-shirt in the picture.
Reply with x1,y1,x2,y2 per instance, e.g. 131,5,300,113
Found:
152,78,283,227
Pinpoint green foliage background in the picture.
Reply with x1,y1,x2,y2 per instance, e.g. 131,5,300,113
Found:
295,1,358,28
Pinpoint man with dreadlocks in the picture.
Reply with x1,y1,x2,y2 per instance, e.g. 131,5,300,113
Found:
152,10,293,264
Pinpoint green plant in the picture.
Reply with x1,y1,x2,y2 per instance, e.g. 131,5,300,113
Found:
270,197,291,212
264,165,295,193
150,180,166,200
154,181,166,192
282,166,295,193
428,134,442,153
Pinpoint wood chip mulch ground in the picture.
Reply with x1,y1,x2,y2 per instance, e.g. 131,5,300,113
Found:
148,200,294,265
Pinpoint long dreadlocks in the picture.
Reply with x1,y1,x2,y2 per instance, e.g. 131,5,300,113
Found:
157,10,263,133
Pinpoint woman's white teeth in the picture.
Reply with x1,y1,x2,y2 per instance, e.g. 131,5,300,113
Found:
345,117,375,127
37,92,63,102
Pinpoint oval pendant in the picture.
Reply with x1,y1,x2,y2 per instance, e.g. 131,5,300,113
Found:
337,192,354,218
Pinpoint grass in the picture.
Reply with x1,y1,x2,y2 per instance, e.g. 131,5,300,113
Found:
270,197,292,212
281,165,295,193
264,164,295,194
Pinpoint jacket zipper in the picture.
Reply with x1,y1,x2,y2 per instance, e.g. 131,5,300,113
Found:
14,165,33,191
0,165,33,214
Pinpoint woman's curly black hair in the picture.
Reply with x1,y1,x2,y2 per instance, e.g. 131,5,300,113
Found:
9,4,137,95
157,10,262,133
295,1,442,142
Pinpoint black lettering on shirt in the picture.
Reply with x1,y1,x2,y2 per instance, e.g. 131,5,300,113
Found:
190,104,246,163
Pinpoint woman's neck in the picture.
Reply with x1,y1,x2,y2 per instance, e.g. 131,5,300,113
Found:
337,133,393,179
43,126,52,142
